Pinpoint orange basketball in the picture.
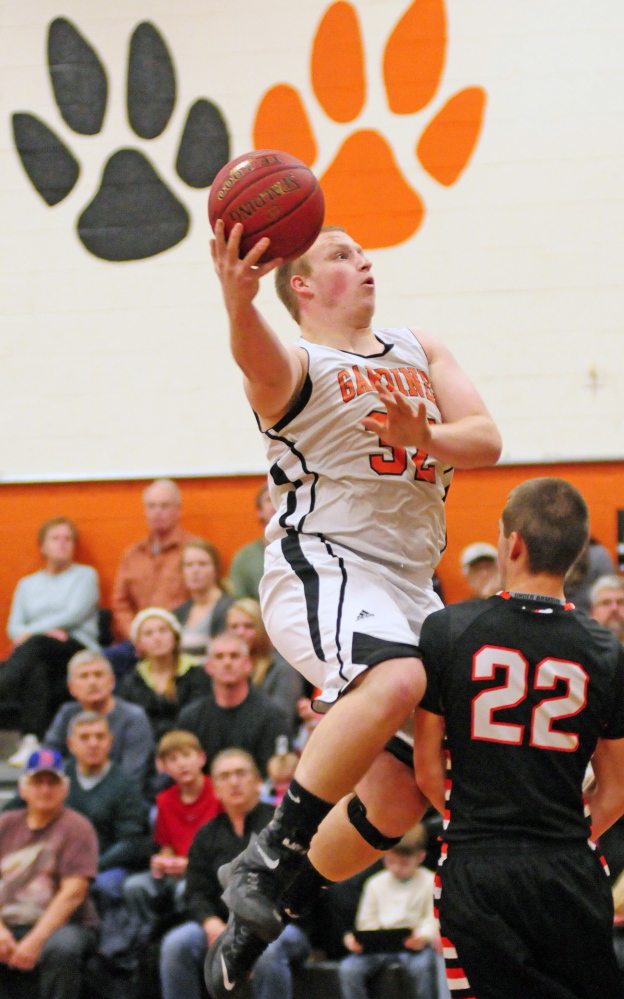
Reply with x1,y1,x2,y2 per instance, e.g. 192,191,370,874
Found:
208,149,325,263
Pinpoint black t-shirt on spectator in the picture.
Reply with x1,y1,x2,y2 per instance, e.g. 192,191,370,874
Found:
185,802,274,924
177,686,290,776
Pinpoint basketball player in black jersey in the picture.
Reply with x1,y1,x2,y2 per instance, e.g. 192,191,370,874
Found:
414,477,624,999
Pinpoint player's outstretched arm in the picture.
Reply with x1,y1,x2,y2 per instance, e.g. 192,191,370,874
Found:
413,708,446,815
210,220,307,423
587,736,624,839
362,330,501,468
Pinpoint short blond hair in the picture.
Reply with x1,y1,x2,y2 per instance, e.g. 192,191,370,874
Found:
157,730,203,761
275,225,346,323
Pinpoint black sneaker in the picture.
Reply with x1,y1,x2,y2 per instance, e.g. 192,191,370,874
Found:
218,830,302,942
204,912,267,999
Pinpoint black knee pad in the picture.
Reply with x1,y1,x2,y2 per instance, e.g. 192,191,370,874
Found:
347,795,402,851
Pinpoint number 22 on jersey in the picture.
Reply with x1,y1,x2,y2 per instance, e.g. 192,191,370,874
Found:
471,646,589,751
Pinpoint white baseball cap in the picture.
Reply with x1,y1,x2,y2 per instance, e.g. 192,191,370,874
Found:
461,542,498,572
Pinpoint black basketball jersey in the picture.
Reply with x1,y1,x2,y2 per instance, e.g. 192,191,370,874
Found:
419,592,624,844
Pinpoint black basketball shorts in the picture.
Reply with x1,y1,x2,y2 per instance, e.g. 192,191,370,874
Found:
437,841,622,999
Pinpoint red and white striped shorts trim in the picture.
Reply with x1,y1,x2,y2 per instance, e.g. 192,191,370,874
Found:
442,936,475,998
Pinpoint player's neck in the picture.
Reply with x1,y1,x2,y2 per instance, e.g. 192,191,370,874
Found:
504,567,565,600
300,313,377,353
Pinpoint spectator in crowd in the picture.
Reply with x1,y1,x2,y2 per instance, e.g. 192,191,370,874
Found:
122,730,223,950
589,575,624,642
338,827,441,999
174,541,233,664
1,517,100,765
226,598,303,725
108,479,198,679
177,632,291,776
162,748,310,999
0,749,99,999
261,748,299,806
565,537,615,615
293,696,323,754
64,712,150,881
460,542,500,600
44,650,155,791
120,609,211,741
3,716,150,877
227,484,275,601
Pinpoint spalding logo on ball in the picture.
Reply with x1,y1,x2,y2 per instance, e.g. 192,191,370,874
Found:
208,149,325,263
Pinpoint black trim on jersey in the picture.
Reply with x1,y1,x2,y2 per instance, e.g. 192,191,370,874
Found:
270,373,314,434
352,632,421,666
319,534,348,681
281,531,326,662
269,462,291,487
265,427,319,534
269,462,303,531
335,334,393,359
384,735,415,771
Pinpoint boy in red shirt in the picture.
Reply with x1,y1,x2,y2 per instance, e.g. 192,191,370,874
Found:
153,730,223,869
123,731,222,941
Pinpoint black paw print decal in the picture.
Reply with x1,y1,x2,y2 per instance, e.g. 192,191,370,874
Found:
12,18,231,261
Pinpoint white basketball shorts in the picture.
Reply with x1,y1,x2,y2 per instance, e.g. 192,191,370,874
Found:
260,531,442,711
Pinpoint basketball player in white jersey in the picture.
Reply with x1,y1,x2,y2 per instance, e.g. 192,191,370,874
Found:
204,220,501,998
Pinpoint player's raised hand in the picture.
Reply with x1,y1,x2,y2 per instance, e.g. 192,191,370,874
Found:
361,383,433,450
210,220,283,315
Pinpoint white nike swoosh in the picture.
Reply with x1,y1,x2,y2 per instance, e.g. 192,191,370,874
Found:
221,955,236,991
287,789,301,803
257,844,279,869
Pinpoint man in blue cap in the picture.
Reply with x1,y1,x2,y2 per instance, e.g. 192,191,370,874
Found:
0,749,99,999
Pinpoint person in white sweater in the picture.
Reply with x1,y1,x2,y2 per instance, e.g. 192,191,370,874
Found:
1,517,100,759
339,827,442,999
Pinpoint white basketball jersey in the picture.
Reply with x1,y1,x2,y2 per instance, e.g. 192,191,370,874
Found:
263,327,453,575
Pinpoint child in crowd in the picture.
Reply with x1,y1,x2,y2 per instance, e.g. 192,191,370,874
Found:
153,730,223,871
261,746,299,806
340,826,445,999
122,731,222,943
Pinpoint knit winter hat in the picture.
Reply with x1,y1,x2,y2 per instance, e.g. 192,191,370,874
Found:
130,606,182,644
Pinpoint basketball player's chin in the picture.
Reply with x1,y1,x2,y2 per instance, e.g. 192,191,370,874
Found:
353,300,375,325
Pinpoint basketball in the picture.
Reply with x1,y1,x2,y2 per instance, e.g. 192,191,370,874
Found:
208,149,325,263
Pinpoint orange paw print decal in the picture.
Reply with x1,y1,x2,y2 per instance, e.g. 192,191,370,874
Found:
253,0,486,249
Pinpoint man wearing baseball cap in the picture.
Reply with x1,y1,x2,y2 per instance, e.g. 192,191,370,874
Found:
460,542,500,600
0,749,99,999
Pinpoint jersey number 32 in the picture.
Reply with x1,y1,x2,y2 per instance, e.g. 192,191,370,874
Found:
471,646,589,752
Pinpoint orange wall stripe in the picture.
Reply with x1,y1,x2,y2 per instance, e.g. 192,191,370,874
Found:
0,463,621,659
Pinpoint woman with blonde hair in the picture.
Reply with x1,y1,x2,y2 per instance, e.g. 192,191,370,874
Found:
120,608,211,739
174,540,233,664
225,598,303,728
